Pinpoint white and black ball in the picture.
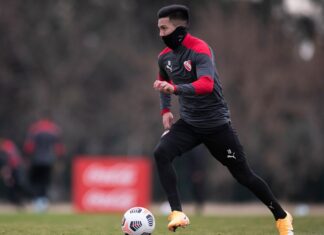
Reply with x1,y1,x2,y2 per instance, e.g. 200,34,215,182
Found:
121,207,155,235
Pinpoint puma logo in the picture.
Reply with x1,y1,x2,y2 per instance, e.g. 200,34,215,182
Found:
166,60,172,72
226,149,236,159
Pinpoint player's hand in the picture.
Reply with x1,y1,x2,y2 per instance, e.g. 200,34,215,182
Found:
162,112,174,130
153,80,175,94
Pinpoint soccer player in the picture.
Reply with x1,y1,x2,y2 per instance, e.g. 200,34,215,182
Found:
0,138,30,207
153,5,293,235
24,118,65,212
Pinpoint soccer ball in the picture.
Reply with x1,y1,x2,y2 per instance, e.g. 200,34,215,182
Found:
121,207,155,235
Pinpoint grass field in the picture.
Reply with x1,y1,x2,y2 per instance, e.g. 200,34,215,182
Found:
0,213,323,235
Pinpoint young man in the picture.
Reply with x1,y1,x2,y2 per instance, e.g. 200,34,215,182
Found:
0,138,30,207
153,4,293,234
24,118,65,212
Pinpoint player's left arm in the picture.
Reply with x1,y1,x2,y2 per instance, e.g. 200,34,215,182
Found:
154,54,214,96
173,44,215,96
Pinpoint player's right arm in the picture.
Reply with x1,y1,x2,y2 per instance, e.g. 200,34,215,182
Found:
155,55,173,130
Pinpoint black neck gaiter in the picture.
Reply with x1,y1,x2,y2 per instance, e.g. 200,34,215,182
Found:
162,26,187,50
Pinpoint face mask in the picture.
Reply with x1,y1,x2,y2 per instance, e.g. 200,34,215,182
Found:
162,26,187,50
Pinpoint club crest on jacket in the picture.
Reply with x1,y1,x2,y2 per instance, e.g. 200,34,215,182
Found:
183,60,192,72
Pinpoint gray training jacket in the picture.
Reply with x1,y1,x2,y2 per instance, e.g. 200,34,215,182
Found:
157,33,230,129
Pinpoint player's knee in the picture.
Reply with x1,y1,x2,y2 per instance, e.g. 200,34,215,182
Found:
154,144,171,164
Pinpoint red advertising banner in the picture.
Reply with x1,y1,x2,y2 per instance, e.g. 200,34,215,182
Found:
73,156,152,212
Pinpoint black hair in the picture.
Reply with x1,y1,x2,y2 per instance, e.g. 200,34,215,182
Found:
157,4,189,23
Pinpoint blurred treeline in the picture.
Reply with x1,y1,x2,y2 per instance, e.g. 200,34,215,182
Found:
0,0,323,202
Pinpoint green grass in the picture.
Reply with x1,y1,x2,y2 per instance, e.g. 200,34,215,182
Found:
0,213,323,235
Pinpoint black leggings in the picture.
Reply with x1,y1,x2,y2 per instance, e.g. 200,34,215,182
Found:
29,165,52,198
154,119,286,220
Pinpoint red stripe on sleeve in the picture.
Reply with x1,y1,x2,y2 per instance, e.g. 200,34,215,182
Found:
172,84,177,93
161,108,170,115
192,76,214,95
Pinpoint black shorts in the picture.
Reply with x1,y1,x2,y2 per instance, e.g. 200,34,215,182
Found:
157,119,246,166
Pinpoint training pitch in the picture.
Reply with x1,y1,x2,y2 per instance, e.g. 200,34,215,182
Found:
0,213,323,235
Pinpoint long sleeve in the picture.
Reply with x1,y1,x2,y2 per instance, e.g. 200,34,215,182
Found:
175,48,215,96
158,57,172,115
